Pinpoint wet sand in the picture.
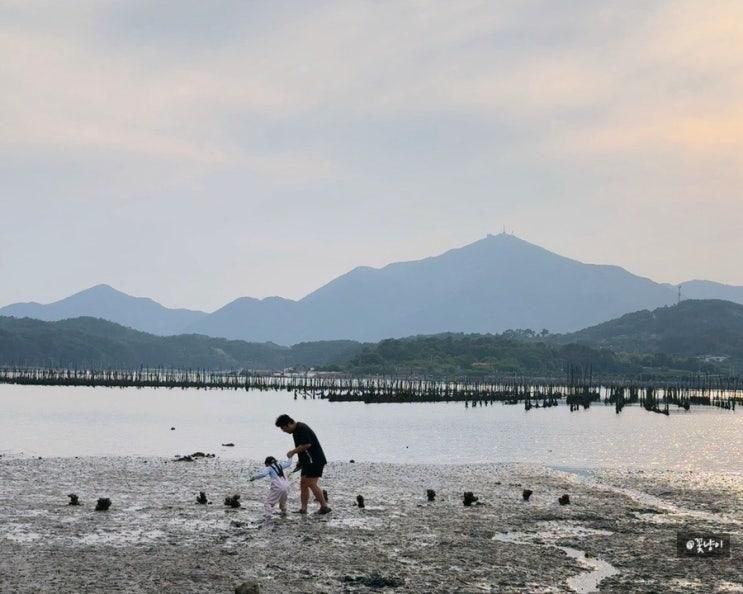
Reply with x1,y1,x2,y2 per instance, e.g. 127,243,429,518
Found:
0,457,740,593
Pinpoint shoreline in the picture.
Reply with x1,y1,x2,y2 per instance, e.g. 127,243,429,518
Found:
1,458,741,593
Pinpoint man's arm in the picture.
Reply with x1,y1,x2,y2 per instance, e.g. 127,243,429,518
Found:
286,443,311,457
287,425,313,457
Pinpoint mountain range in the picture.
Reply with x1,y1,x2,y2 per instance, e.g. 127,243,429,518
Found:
1,300,739,375
0,316,364,370
2,233,742,344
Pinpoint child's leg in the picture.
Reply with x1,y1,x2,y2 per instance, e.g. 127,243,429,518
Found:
279,489,287,512
264,485,281,513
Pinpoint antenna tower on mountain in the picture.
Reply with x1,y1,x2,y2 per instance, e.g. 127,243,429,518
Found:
677,284,683,305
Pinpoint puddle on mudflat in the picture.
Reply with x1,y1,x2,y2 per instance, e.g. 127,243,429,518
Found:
1,524,44,543
492,521,612,543
77,528,167,546
492,522,620,594
552,467,743,527
59,516,81,524
18,509,51,518
631,511,681,525
562,545,619,594
532,520,613,539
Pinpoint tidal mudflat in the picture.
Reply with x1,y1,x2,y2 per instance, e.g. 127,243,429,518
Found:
1,457,740,593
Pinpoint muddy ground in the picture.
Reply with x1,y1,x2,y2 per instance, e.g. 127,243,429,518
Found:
0,457,740,593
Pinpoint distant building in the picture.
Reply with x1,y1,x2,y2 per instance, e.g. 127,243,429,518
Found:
699,355,730,363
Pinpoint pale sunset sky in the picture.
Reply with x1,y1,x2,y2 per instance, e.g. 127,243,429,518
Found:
1,1,742,310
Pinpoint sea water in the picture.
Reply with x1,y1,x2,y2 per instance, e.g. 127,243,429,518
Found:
1,384,740,473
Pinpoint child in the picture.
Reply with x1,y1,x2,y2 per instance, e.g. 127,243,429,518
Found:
249,455,293,514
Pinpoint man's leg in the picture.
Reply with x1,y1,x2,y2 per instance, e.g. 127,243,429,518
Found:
299,477,310,512
306,478,329,509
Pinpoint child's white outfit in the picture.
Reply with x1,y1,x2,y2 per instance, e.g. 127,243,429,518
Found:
250,458,292,513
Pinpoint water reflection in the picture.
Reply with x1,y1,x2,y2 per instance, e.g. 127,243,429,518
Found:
0,384,740,474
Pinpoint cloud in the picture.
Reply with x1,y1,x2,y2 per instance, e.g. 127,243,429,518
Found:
1,0,743,307
5,1,742,167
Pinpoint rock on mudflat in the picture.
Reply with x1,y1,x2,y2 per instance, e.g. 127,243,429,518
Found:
559,494,570,505
522,489,533,501
95,498,111,511
196,492,208,505
427,489,436,502
191,452,216,459
463,492,479,506
356,495,365,508
234,580,260,594
68,493,80,506
224,494,241,509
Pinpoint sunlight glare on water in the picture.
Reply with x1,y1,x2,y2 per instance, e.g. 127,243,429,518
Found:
0,384,740,474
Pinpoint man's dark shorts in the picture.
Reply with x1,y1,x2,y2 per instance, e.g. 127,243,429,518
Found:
301,462,325,478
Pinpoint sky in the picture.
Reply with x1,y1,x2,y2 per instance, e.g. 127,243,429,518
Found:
2,0,742,312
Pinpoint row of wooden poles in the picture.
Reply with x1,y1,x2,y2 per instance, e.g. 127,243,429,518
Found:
0,367,740,413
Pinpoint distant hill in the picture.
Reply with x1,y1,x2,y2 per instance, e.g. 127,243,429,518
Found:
327,331,719,378
186,296,301,345
558,299,743,364
4,236,743,344
0,285,207,336
187,233,681,343
679,280,743,304
0,312,725,378
0,317,364,370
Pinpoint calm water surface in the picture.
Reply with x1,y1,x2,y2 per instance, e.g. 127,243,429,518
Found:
1,385,740,474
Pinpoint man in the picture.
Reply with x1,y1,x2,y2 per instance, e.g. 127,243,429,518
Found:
275,414,331,515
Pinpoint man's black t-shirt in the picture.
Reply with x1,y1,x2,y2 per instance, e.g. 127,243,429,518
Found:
293,422,327,467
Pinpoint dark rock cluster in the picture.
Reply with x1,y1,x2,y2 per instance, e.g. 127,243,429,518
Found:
224,494,241,508
95,498,111,511
463,492,479,506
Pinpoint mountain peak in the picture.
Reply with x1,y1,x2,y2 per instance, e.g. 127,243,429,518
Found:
69,284,130,301
482,232,547,248
0,283,206,336
88,283,117,293
486,231,517,240
436,232,558,265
